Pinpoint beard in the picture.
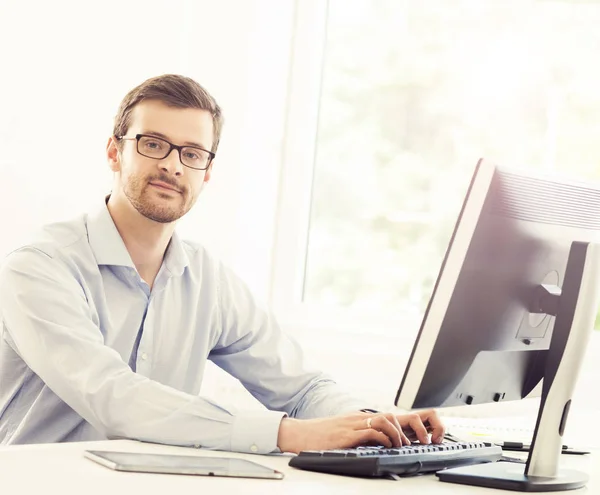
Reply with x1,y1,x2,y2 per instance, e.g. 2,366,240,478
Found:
123,173,192,223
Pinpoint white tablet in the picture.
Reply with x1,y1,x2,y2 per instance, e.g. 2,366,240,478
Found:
84,450,284,480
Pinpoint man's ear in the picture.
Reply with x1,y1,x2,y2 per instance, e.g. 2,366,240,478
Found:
106,136,121,172
204,162,214,183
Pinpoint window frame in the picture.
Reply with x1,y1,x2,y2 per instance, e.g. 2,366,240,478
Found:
270,0,417,336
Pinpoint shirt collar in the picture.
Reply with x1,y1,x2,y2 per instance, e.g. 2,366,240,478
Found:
86,198,190,277
87,199,135,268
163,231,189,277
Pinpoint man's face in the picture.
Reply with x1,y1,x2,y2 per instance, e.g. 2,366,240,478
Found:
109,100,214,223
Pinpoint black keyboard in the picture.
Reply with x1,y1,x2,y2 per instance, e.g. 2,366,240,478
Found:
288,441,502,477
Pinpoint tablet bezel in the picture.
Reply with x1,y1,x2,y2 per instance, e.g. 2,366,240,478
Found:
84,450,284,480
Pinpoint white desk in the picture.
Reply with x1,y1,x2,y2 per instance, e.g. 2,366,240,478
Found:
0,440,596,494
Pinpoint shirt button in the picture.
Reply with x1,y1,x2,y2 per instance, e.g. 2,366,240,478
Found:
250,445,258,453
141,352,148,361
194,444,201,449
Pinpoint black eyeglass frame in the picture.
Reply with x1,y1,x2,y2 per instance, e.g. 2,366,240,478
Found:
116,133,215,171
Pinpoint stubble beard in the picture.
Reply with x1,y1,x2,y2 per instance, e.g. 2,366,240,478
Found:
124,175,189,224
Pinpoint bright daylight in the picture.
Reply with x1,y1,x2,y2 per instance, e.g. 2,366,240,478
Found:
1,0,600,493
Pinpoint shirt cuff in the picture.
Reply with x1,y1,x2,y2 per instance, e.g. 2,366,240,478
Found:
230,410,287,454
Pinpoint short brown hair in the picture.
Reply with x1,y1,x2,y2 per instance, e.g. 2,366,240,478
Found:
113,74,223,153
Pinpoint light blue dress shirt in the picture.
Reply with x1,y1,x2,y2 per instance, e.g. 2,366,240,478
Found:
0,201,369,452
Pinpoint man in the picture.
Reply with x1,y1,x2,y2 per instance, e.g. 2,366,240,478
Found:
0,74,444,453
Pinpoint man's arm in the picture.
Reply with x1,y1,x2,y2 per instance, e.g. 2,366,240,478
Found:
210,262,446,453
209,262,372,419
0,247,284,453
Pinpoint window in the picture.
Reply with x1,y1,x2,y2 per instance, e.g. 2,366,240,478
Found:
274,0,600,333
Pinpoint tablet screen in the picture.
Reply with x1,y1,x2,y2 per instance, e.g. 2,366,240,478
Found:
84,450,284,479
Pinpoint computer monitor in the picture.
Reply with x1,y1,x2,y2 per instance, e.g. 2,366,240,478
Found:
395,159,600,492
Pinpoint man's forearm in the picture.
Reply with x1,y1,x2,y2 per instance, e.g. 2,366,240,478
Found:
287,377,374,419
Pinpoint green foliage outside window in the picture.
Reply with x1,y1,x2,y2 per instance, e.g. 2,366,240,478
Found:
304,0,600,329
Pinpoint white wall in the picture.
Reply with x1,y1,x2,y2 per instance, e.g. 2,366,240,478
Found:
0,0,294,299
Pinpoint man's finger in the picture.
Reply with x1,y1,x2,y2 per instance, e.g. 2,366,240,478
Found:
361,415,402,448
353,428,393,448
403,413,430,444
419,410,446,444
374,415,404,448
385,413,411,446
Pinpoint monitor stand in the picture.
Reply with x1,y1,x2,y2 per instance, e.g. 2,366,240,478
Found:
438,241,600,492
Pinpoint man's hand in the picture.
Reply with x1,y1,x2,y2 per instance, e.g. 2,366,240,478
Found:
397,409,446,444
277,409,445,454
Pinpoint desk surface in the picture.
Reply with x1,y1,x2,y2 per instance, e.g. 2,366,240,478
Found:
0,440,597,494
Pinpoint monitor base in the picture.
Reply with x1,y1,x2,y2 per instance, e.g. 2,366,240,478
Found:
437,461,588,492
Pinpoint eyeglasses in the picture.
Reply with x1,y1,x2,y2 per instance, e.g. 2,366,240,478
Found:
117,134,215,171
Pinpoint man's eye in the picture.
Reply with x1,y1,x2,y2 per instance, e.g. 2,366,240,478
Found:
184,151,200,160
145,140,162,150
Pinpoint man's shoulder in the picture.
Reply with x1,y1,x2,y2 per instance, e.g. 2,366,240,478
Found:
178,238,252,296
178,238,235,281
179,238,219,269
4,214,89,263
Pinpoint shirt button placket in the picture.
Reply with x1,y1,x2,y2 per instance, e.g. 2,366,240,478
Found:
137,297,154,374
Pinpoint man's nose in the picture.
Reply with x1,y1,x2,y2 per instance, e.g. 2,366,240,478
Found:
160,148,184,176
